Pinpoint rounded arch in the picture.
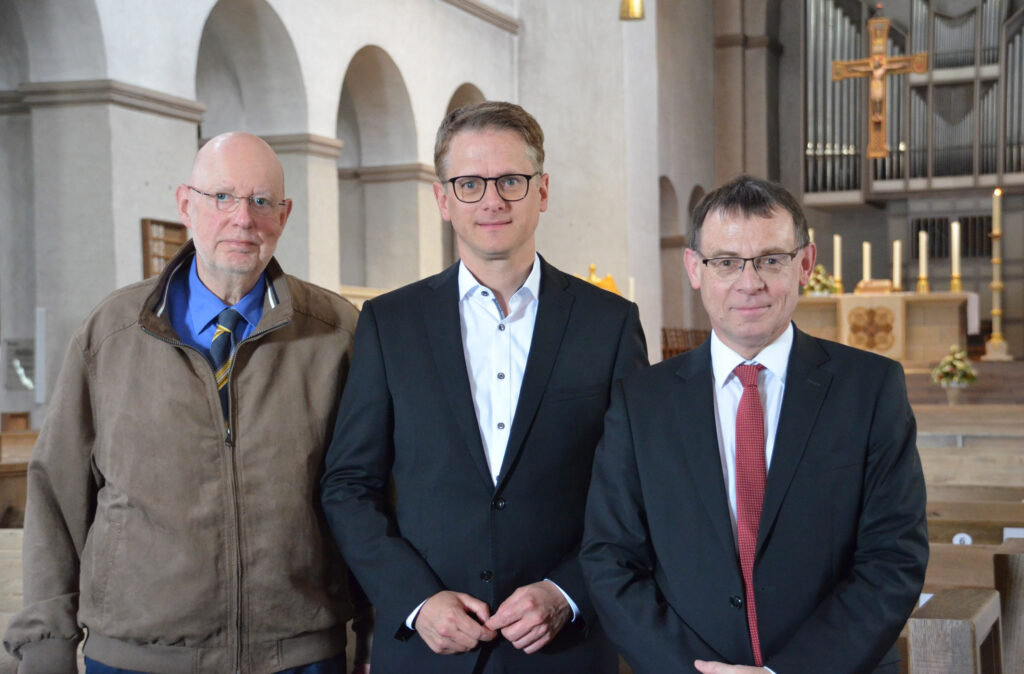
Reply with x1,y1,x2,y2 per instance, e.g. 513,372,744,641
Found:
686,184,706,221
196,0,307,137
446,83,486,114
8,0,106,82
335,45,417,167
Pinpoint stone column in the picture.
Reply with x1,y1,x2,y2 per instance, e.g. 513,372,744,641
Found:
20,80,202,408
265,134,344,290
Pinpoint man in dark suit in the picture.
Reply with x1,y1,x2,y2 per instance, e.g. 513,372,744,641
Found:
581,175,928,674
321,101,647,673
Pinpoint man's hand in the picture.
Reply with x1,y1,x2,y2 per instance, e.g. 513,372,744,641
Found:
484,580,571,654
694,660,770,673
414,591,497,654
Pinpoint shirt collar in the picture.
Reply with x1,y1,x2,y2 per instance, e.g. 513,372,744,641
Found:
187,256,266,332
458,253,542,304
710,323,794,388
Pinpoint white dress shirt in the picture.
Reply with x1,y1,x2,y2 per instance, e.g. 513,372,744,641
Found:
406,255,578,628
458,257,541,484
709,324,794,542
709,324,793,674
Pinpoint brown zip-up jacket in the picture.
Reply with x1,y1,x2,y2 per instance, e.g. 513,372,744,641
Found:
4,242,360,673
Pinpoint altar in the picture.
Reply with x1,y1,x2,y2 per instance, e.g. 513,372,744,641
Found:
793,292,978,364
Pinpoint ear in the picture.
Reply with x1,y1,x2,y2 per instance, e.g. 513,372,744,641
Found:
798,242,817,286
684,247,704,290
175,184,194,231
278,198,293,232
536,173,549,213
433,181,451,221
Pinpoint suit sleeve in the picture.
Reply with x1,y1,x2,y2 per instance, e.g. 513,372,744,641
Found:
581,380,719,673
320,302,447,638
3,340,96,673
543,300,649,628
765,360,929,673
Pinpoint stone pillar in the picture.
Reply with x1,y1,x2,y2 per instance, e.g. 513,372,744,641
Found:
265,134,344,290
358,163,441,290
0,91,36,415
20,80,202,409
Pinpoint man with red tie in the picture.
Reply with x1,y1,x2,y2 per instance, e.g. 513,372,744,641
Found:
581,175,928,673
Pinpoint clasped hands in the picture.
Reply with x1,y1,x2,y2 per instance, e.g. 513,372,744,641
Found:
414,580,570,655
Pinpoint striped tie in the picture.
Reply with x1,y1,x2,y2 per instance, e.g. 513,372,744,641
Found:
210,308,243,419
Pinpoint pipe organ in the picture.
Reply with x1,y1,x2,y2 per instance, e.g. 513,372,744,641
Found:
804,0,1024,200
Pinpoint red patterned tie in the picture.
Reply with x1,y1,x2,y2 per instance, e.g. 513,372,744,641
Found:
734,363,766,666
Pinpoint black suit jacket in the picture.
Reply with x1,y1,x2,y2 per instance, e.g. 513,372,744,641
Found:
322,257,648,673
581,327,928,674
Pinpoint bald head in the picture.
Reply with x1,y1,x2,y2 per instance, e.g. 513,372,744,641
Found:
190,132,286,195
176,131,292,304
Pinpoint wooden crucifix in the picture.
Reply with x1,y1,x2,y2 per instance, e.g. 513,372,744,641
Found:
832,15,928,158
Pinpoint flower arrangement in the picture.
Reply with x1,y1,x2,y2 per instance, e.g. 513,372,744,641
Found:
930,345,977,386
804,264,838,295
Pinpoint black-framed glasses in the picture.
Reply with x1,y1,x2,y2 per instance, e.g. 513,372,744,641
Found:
699,245,807,280
446,173,540,203
188,186,288,216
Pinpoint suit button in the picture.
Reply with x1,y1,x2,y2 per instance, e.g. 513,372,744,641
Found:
480,571,493,582
730,595,743,608
492,497,506,510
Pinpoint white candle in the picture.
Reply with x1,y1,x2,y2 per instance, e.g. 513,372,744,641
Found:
833,234,842,282
808,227,815,244
862,241,871,281
919,230,928,281
893,239,902,289
993,188,1002,234
950,220,961,278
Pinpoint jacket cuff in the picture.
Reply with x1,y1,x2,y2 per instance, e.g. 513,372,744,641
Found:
17,639,79,674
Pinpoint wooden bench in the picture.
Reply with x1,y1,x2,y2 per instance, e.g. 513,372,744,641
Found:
0,413,29,432
0,430,37,463
0,463,26,528
927,501,1024,545
661,328,709,360
909,588,1003,673
927,485,1024,503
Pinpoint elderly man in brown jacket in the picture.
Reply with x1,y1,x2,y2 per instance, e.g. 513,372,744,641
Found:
4,133,365,674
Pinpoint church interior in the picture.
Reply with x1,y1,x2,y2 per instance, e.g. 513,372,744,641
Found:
1,0,1023,671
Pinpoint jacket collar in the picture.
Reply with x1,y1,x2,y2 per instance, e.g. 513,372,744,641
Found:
140,240,292,342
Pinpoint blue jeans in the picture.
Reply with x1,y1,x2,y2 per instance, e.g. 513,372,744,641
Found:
84,653,346,674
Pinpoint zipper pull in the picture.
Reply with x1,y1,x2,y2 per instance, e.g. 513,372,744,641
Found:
225,426,233,447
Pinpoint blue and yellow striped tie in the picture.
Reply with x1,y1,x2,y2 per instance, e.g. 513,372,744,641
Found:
210,308,243,419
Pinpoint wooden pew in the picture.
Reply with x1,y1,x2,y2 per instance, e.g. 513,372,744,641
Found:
909,588,1003,673
927,501,1024,545
0,413,29,432
0,463,26,528
927,485,1024,503
0,430,37,463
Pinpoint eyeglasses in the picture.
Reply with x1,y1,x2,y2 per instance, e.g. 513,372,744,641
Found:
188,186,288,216
699,245,806,280
446,173,540,203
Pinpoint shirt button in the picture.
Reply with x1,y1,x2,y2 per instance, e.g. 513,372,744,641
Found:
480,570,493,582
481,290,489,297
730,595,744,608
498,324,506,331
497,422,505,430
497,372,506,380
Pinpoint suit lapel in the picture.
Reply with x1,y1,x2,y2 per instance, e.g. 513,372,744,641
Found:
496,258,573,488
674,341,738,558
423,264,494,486
757,328,831,552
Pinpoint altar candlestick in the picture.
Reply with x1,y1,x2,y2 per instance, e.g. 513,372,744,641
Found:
833,234,843,293
917,230,929,293
993,188,1002,234
862,241,871,281
950,220,962,292
892,239,902,290
808,228,815,244
983,188,1012,359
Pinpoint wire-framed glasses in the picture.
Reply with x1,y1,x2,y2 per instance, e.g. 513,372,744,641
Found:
188,186,288,216
699,245,806,280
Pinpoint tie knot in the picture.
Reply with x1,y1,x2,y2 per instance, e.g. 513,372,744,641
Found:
733,363,764,388
217,308,243,332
